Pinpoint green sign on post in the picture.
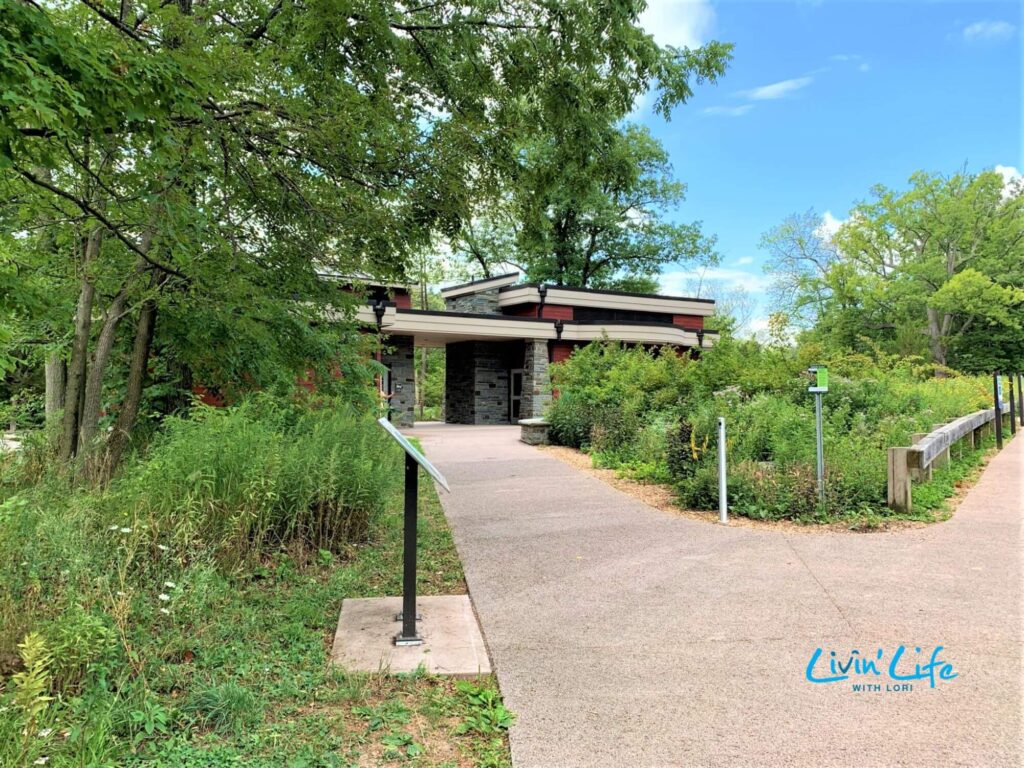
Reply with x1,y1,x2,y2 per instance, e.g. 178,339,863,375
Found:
809,366,828,393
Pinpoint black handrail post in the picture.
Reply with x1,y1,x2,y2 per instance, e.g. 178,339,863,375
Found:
395,452,423,645
993,372,1004,450
1010,375,1018,436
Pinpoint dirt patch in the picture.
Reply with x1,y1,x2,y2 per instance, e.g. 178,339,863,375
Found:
536,444,951,535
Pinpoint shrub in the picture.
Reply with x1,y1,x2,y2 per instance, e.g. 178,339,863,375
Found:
547,391,596,449
105,398,400,562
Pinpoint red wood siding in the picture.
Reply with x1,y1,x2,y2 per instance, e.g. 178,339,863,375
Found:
506,304,539,317
672,314,703,329
551,342,576,364
541,304,574,320
504,303,574,320
392,292,413,309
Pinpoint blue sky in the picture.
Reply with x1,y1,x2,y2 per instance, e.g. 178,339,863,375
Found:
634,0,1022,335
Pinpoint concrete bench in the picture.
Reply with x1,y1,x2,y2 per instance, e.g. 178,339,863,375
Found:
518,418,550,446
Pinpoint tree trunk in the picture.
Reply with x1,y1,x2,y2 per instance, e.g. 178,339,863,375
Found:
925,306,948,373
44,355,66,423
60,228,103,460
100,296,158,480
78,290,128,451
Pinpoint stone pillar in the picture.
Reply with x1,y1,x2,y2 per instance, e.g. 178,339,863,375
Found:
381,334,415,427
520,340,551,420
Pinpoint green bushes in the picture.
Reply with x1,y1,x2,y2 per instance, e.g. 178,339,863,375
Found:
547,339,992,522
102,398,399,563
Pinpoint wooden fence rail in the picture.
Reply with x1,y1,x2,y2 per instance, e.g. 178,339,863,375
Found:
887,408,1008,513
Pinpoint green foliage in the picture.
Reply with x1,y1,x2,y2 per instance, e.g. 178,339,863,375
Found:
0,395,508,765
182,682,261,735
106,398,399,561
764,170,1024,371
455,680,516,735
549,338,994,521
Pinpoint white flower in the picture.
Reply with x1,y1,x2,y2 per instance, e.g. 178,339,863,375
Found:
116,591,126,597
34,758,48,766
157,545,169,552
164,581,176,589
108,525,119,531
119,527,132,534
158,593,170,602
38,728,53,738
159,608,170,615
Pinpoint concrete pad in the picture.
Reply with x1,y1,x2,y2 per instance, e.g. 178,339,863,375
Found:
331,595,491,677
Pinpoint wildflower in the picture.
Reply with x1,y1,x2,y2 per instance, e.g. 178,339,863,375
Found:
158,593,170,602
164,581,177,589
38,728,53,738
160,608,170,615
119,527,132,534
34,758,48,766
157,545,169,552
116,591,126,597
108,525,119,531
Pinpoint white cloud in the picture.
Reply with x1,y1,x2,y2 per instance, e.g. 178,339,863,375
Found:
830,54,861,62
995,165,1023,199
739,76,813,101
702,104,753,117
815,211,845,241
660,267,772,296
639,0,717,49
858,62,871,73
736,256,755,266
962,20,1016,43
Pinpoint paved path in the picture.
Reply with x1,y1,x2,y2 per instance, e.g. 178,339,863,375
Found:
410,423,1022,768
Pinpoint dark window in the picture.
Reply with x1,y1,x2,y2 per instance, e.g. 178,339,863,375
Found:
572,307,675,324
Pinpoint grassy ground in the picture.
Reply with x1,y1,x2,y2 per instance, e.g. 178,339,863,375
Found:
0,463,511,768
128,475,510,768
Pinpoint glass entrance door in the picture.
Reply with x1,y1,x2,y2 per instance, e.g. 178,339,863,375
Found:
510,369,524,422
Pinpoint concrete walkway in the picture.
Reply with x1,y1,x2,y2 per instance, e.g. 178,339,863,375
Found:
410,424,1023,768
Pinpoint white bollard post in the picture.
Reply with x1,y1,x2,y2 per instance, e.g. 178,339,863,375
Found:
718,417,728,524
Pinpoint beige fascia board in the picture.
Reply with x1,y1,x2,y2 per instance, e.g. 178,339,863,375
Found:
497,286,715,316
560,324,716,347
361,307,554,341
439,273,521,298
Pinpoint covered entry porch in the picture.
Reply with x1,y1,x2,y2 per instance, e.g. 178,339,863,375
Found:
362,306,556,428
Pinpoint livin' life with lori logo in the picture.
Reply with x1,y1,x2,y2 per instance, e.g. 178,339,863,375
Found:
806,645,959,692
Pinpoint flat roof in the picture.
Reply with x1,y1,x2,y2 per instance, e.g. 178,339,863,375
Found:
499,283,715,304
439,272,521,297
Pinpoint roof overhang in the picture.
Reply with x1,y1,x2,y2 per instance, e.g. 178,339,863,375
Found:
356,307,717,349
497,285,716,316
439,272,520,299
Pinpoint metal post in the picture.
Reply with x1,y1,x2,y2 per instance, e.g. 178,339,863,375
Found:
395,453,423,645
1017,372,1024,428
993,373,1003,450
717,417,728,524
1010,375,1018,436
814,392,825,503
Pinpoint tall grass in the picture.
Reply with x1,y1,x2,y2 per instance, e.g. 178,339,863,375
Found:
0,397,403,766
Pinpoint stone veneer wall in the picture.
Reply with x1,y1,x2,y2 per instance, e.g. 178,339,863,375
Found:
520,340,551,419
444,287,501,314
381,334,415,427
445,341,521,424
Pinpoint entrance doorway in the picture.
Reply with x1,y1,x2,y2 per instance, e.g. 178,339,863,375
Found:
509,368,524,422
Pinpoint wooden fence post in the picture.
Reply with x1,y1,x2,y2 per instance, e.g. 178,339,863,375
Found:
887,447,912,513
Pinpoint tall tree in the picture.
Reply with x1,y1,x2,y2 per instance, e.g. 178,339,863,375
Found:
762,170,1024,371
515,123,721,288
2,0,731,476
